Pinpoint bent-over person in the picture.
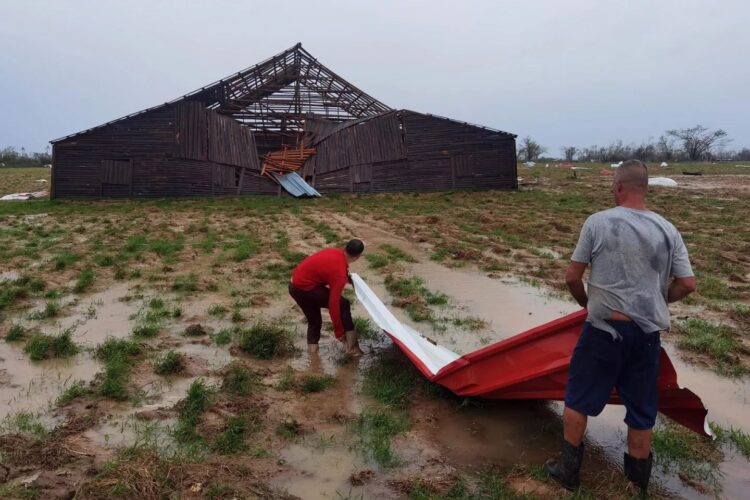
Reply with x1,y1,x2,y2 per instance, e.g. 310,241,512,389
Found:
545,160,696,497
289,239,365,357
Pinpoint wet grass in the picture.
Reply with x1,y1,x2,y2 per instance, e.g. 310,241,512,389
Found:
222,363,259,396
652,418,723,494
173,378,212,444
95,337,143,401
384,274,448,322
154,350,185,375
23,328,78,361
236,322,296,359
56,380,92,405
0,274,45,311
212,415,258,454
709,422,750,459
351,407,410,467
5,324,26,341
208,303,228,318
0,411,49,441
73,267,95,293
27,299,61,320
213,328,233,346
298,373,336,393
361,356,418,408
172,273,198,293
353,316,381,341
52,249,80,270
676,318,745,376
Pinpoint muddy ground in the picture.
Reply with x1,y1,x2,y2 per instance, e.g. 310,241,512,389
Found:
0,164,748,499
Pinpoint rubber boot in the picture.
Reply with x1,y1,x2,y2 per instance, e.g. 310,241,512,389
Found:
344,331,363,357
544,440,584,491
624,452,652,499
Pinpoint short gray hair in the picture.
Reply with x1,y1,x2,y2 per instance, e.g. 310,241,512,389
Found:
615,160,648,189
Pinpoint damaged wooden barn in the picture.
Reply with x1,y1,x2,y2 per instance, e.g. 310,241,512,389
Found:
50,44,517,199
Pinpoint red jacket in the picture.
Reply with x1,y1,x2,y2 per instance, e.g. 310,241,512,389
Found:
291,248,349,337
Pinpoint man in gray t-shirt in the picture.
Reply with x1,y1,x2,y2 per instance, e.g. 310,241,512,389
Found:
545,160,696,496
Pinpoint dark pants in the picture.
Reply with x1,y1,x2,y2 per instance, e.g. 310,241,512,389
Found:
288,283,354,343
565,321,661,430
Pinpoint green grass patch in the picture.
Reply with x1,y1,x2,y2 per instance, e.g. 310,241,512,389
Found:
652,419,723,493
365,253,390,269
148,236,184,263
361,357,418,408
93,253,115,267
173,378,212,444
154,350,185,375
298,373,336,394
0,411,49,440
56,380,91,406
276,419,302,440
6,324,26,342
276,366,297,391
211,415,257,454
236,322,296,359
384,274,448,321
697,272,737,301
23,329,78,361
353,316,381,341
709,422,750,459
208,303,227,318
221,363,259,396
352,407,410,467
52,249,80,270
677,318,745,376
229,233,259,262
95,337,143,401
73,268,95,293
27,300,61,320
172,273,198,293
214,328,233,346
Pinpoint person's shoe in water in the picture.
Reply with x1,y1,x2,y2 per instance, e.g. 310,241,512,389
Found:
624,452,652,499
544,440,584,491
307,343,319,354
344,331,364,357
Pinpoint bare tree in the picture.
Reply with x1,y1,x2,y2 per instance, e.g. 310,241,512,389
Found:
518,136,546,162
666,125,730,161
656,135,678,161
562,146,577,162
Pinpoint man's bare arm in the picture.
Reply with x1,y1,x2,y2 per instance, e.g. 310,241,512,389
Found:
668,276,696,303
566,261,589,308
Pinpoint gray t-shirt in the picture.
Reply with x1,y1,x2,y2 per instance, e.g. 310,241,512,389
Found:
572,206,693,339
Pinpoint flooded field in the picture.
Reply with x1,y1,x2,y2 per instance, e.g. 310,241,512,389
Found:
0,165,748,498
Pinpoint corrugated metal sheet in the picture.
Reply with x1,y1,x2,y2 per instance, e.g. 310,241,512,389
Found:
271,172,321,197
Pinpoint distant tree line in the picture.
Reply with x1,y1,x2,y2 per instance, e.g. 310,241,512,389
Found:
518,125,750,163
0,146,52,167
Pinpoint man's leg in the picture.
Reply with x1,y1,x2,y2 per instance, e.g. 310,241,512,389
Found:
616,327,660,498
339,297,363,356
289,284,324,349
546,323,621,490
627,428,652,459
563,406,588,447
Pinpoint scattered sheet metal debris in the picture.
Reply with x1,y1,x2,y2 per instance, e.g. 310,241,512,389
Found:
271,172,321,197
648,177,679,187
352,273,710,436
1,191,48,201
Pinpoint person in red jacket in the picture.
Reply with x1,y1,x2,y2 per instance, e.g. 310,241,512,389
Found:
289,239,365,356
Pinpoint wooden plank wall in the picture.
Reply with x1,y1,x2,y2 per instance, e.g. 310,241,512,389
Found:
52,101,269,198
304,113,405,177
302,111,516,194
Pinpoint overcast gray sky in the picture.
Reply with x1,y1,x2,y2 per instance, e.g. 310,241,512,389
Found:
1,0,748,155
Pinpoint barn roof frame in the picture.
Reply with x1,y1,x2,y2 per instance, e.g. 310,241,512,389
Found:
52,43,392,143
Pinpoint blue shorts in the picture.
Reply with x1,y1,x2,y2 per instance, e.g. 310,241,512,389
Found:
565,321,661,430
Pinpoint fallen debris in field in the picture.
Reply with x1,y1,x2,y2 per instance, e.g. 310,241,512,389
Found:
649,177,679,187
1,191,48,201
